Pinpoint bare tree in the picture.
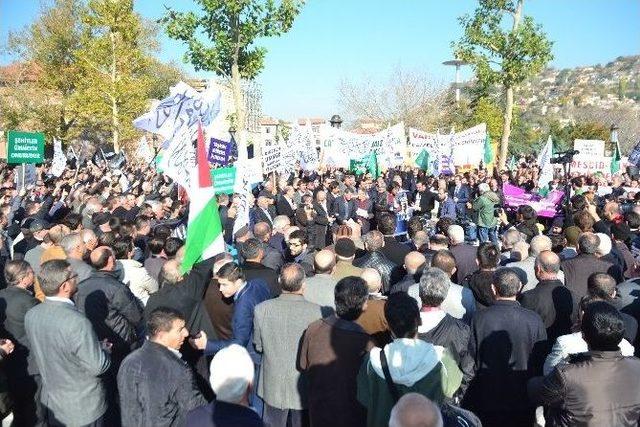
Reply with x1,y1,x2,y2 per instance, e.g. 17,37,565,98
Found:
337,66,452,131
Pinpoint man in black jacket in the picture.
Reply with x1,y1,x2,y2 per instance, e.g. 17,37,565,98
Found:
377,212,411,266
118,307,207,426
464,268,547,427
528,301,640,427
519,251,577,351
413,180,437,219
239,238,281,296
0,260,41,426
74,246,144,365
354,230,401,293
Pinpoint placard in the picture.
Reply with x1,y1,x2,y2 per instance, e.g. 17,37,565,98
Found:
7,131,45,164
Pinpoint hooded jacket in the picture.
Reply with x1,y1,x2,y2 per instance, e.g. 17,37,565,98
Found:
472,191,500,228
357,338,462,427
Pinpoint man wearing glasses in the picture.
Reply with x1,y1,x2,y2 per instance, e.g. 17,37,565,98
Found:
25,259,111,427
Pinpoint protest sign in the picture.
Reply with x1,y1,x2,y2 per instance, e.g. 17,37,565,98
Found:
208,138,231,167
7,131,45,164
449,123,486,168
277,144,298,176
408,128,438,161
262,145,281,174
15,163,38,190
159,126,196,190
288,124,319,171
211,166,236,195
571,139,613,178
51,138,66,177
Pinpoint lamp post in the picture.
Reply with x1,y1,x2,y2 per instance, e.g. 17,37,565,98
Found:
610,124,619,144
329,114,343,129
442,59,468,105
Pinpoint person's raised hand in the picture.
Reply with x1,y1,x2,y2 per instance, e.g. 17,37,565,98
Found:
189,331,207,350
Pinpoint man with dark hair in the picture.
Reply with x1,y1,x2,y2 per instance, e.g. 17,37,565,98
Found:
529,301,640,426
239,237,280,297
75,246,143,364
587,272,638,344
26,259,111,427
561,232,623,300
299,277,373,427
378,213,411,266
118,307,207,426
354,230,398,293
285,229,315,277
253,263,323,426
464,242,500,308
144,236,167,282
253,222,285,271
464,268,547,426
114,235,158,305
163,237,183,259
332,187,357,225
357,292,462,427
519,251,576,351
332,237,363,281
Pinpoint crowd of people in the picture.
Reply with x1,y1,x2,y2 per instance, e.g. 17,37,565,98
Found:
1,156,640,427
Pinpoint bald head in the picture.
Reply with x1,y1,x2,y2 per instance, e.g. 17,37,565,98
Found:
160,259,183,287
89,246,114,271
360,268,382,293
314,250,336,274
404,252,426,275
389,393,443,427
535,250,560,280
253,222,272,242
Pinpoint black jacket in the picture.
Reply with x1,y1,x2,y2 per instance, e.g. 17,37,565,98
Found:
519,279,577,347
464,300,547,426
354,251,401,294
0,286,39,376
381,236,411,267
74,270,143,358
276,197,296,220
241,261,281,297
117,340,208,427
528,351,640,427
561,254,623,300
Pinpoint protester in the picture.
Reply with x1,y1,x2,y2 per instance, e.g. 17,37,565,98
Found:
118,307,207,426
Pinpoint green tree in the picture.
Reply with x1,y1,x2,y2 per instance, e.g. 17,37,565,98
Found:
3,0,85,142
453,0,554,169
470,97,503,140
162,0,304,160
144,59,186,100
72,0,152,152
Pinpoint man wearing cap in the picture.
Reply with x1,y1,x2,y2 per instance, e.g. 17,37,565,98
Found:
331,238,363,281
13,218,50,260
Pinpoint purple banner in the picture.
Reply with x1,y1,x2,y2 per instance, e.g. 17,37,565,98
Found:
208,138,231,167
503,183,564,218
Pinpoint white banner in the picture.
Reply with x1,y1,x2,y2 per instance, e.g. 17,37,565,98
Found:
321,122,406,169
571,139,613,178
262,145,281,174
408,128,438,160
159,125,196,190
287,123,319,171
51,138,66,177
449,123,486,168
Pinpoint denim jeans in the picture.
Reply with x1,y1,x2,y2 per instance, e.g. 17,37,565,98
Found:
478,226,498,245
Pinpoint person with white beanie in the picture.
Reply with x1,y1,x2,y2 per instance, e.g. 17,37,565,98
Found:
185,344,262,427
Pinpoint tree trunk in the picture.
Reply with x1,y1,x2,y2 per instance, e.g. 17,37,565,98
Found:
231,63,247,161
498,0,524,170
110,31,120,153
499,86,513,170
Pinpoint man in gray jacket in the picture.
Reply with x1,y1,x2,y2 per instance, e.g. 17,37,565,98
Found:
254,263,323,426
25,259,111,427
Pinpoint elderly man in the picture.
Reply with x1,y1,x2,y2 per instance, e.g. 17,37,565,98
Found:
353,230,399,293
389,394,443,427
447,225,477,284
60,232,94,283
185,345,262,427
507,234,564,292
561,232,623,300
303,250,337,313
253,263,323,426
118,308,207,426
390,251,427,294
26,260,111,427
356,268,391,347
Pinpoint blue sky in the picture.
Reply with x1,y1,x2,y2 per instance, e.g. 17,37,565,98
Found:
2,0,639,121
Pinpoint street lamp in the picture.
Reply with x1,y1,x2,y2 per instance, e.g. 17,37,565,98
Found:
442,59,469,105
329,114,343,128
610,124,619,144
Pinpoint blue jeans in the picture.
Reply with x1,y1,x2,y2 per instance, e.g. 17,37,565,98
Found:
478,226,498,245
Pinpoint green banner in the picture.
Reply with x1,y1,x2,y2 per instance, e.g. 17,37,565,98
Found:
350,159,368,175
211,166,236,195
7,130,45,164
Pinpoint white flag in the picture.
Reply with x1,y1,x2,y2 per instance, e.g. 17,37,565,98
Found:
537,136,554,189
136,136,154,163
51,138,66,177
232,161,253,236
159,125,196,191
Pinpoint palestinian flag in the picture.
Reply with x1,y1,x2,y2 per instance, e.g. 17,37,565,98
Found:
182,122,225,272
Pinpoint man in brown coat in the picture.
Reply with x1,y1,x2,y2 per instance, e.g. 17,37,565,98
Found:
299,276,373,427
356,268,391,347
